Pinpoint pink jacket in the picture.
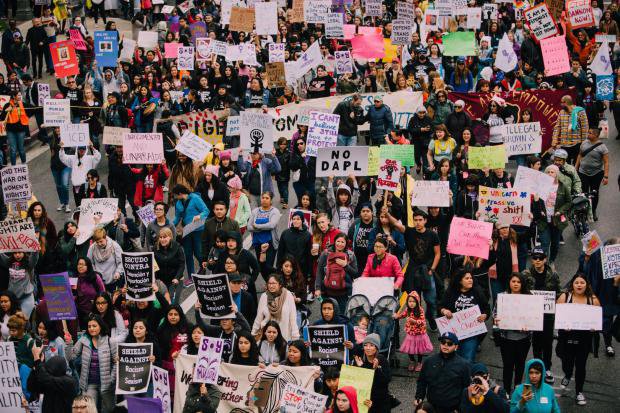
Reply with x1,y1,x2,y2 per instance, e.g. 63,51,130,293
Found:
361,253,404,288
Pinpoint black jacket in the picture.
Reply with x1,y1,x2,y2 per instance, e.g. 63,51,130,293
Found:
276,225,312,276
415,352,471,409
460,386,509,413
407,114,434,143
333,100,364,137
275,147,291,183
27,356,78,413
232,289,257,327
25,26,48,51
154,241,186,285
195,178,230,218
289,151,316,185
445,111,472,144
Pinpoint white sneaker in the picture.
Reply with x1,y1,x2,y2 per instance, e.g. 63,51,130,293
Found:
57,204,64,211
545,370,554,384
576,393,586,405
163,186,169,192
65,205,72,213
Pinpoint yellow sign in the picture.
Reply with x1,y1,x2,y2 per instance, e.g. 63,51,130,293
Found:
339,365,375,413
468,145,507,169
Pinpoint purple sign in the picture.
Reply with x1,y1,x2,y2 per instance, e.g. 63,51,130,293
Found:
189,22,207,45
126,397,163,413
40,272,77,320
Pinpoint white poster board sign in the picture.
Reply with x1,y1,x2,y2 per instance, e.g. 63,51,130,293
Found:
531,290,556,314
436,305,488,340
554,303,602,330
500,122,542,156
1,165,31,204
497,293,544,331
316,146,369,177
602,244,620,280
411,180,450,207
77,198,119,244
60,123,90,147
240,111,274,153
43,98,70,126
306,111,339,157
352,277,394,306
177,46,195,71
513,166,556,201
0,342,24,413
176,130,213,161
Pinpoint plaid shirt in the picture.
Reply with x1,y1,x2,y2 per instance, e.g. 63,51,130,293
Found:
552,109,589,147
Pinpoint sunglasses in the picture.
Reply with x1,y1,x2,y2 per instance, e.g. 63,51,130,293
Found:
532,256,545,261
297,142,305,146
440,339,455,346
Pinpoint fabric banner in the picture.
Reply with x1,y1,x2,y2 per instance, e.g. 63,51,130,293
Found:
40,272,77,320
0,342,23,413
50,40,79,77
339,365,374,413
316,146,369,177
152,366,171,413
116,343,153,394
94,31,118,67
76,198,118,244
192,273,235,318
0,218,40,253
305,324,348,367
1,165,31,204
122,252,155,301
602,244,620,280
478,186,531,226
447,217,493,259
173,354,196,413
193,336,224,384
448,90,573,151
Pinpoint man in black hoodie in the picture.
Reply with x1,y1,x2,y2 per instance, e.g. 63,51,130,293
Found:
27,351,78,413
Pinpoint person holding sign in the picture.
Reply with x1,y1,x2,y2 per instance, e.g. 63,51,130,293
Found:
0,250,39,319
26,349,78,413
59,140,102,208
171,184,209,275
426,125,457,175
556,273,601,406
361,237,404,290
542,165,572,263
1,91,29,165
87,228,124,292
130,85,158,133
353,333,392,413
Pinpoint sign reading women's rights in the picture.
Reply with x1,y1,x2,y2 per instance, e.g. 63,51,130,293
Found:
497,293,545,331
447,217,493,259
524,4,558,40
0,218,40,253
602,244,620,279
40,272,77,320
122,133,164,164
193,336,224,384
305,325,347,367
500,122,542,156
76,198,119,244
240,111,274,153
152,366,171,413
116,343,153,394
377,159,401,190
60,123,90,147
0,342,23,413
176,130,213,161
1,165,31,204
411,180,450,207
478,186,531,226
307,111,339,157
192,273,234,318
436,305,488,340
122,252,155,301
316,146,369,177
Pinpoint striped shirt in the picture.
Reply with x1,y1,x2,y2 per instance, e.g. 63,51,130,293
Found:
552,109,589,147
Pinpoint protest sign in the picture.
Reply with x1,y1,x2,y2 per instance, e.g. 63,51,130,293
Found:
182,217,206,238
119,38,136,62
226,116,240,136
177,46,195,71
287,209,312,231
352,277,394,306
411,181,450,207
307,111,339,157
229,7,255,32
304,0,330,23
435,0,452,16
0,218,39,253
240,111,274,153
192,273,234,318
195,38,211,63
126,398,161,412
43,98,71,126
137,31,158,49
595,34,617,44
76,198,118,244
532,290,556,314
478,186,531,226
377,159,401,191
524,4,558,40
391,19,412,45
601,244,620,279
443,31,476,56
102,126,129,146
152,366,171,413
123,252,155,301
596,74,615,100
164,42,181,58
189,22,207,45
1,165,31,204
68,29,87,50
281,383,328,413
268,43,285,63
255,2,278,35
339,365,374,413
447,217,493,259
581,230,603,255
379,144,415,166
176,130,213,161
397,1,414,21
50,40,79,77
37,83,50,106
467,145,506,169
365,0,382,16
497,293,544,331
306,325,347,367
546,0,564,20
334,50,353,74
266,62,286,88
193,336,224,384
209,40,227,57
161,4,174,14
367,146,380,175
495,33,518,72
500,122,542,156
467,7,482,29
0,342,23,413
60,123,90,147
290,0,304,22
177,0,192,14
436,305,488,340
316,146,369,177
555,304,602,330
566,0,595,29
350,31,385,59
94,31,118,67
136,203,156,225
482,3,498,19
325,13,344,39
123,133,164,164
590,41,613,76
116,343,153,394
173,354,195,413
297,41,323,76
541,35,570,77
40,272,77,320
514,166,556,201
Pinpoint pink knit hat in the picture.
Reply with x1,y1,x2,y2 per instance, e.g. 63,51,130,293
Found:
203,165,219,176
227,175,242,190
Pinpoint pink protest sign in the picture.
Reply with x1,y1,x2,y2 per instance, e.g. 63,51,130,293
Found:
566,0,595,29
164,42,181,58
343,24,381,40
351,31,385,59
540,35,569,76
69,29,87,51
447,217,493,259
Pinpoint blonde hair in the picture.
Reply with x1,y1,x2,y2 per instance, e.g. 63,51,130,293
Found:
72,395,98,413
156,227,174,249
7,312,27,331
92,227,107,241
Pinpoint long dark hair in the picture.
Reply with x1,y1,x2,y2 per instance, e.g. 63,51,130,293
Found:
39,319,61,342
157,304,189,357
87,313,110,337
508,272,530,294
448,268,473,293
231,330,259,365
259,321,287,361
566,272,595,298
76,257,101,289
285,339,311,366
278,255,305,295
93,292,117,329
185,324,204,356
0,290,20,318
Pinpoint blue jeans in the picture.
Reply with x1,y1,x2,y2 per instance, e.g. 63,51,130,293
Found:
182,230,202,275
52,167,71,205
276,180,289,204
7,130,26,165
457,336,479,362
337,134,357,146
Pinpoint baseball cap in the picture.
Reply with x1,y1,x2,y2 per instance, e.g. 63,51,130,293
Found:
531,248,547,259
439,332,459,345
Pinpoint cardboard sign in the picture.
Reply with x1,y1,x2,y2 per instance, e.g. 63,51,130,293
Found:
379,144,415,167
255,2,278,35
123,133,164,164
68,29,87,50
581,230,603,255
0,342,24,413
334,50,353,74
478,186,531,226
339,365,374,413
566,0,595,29
192,273,234,318
94,31,118,67
138,31,158,49
123,252,155,301
281,383,328,413
152,366,171,413
266,62,286,88
532,290,556,314
229,7,255,32
176,130,213,161
306,324,348,367
377,159,401,191
60,123,90,147
307,111,339,157
436,305,488,340
524,4,558,40
40,272,77,320
316,146,369,177
116,343,153,394
193,337,224,384
555,303,602,330
0,218,40,253
290,0,305,22
177,46,195,71
102,126,129,146
76,198,119,244
325,13,344,39
1,165,31,204
240,111,274,153
391,19,412,45
352,277,394,306
43,98,70,126
467,145,507,169
540,35,570,76
500,122,542,156
50,40,79,77
447,217,493,259
37,83,50,106
497,293,544,331
601,244,620,279
411,180,450,207
513,165,556,201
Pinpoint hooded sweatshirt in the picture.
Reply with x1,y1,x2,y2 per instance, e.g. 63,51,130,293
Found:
313,298,355,350
510,359,560,413
27,356,78,413
328,182,359,233
327,386,360,413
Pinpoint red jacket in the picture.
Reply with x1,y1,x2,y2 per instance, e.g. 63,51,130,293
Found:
132,164,170,207
362,252,404,288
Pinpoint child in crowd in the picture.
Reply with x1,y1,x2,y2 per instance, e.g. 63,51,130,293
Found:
395,291,433,372
354,313,370,345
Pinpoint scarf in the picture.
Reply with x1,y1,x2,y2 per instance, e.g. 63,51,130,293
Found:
372,253,385,270
266,288,288,320
91,236,115,262
229,191,240,220
570,106,585,131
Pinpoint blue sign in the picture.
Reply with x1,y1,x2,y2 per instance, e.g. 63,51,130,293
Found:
596,74,615,101
94,31,118,67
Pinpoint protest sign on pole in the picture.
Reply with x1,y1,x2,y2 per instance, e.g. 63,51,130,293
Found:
94,31,119,67
192,273,234,318
306,325,347,367
152,366,171,413
177,46,195,71
531,290,557,314
307,111,339,157
467,145,507,169
554,304,602,330
50,40,80,77
281,383,328,413
447,217,493,259
497,293,544,331
436,305,488,339
229,7,255,32
37,83,50,106
325,13,344,39
339,365,374,413
601,244,620,279
102,126,129,146
478,186,531,226
334,50,353,74
176,130,213,161
60,123,90,147
514,166,556,201
524,4,558,40
240,111,274,153
123,252,155,301
1,165,31,204
40,272,77,320
316,146,369,177
379,144,415,166
500,122,542,156
193,336,224,384
0,218,40,253
566,0,595,29
411,181,450,207
268,43,286,63
0,342,23,413
377,159,401,191
540,35,570,76
136,204,156,225
352,277,394,306
43,98,70,126
255,2,278,35
76,198,119,244
116,343,153,394
123,133,164,164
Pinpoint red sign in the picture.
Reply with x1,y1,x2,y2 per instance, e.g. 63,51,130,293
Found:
50,41,79,78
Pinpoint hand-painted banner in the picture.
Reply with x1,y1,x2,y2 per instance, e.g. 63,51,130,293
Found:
513,166,556,201
76,198,119,244
40,272,77,320
447,217,493,259
478,186,531,226
122,133,164,164
68,29,87,50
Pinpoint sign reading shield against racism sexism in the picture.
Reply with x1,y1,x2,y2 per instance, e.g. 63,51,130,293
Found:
116,343,153,394
0,342,24,413
316,146,369,177
307,111,340,157
377,159,401,191
500,122,542,156
240,111,274,153
447,217,494,259
524,4,558,40
436,305,488,340
478,186,531,226
411,180,450,207
0,218,40,253
1,165,31,204
40,272,77,320
122,133,164,164
50,40,79,77
122,252,155,301
193,336,224,384
192,273,234,318
602,244,620,280
305,324,347,367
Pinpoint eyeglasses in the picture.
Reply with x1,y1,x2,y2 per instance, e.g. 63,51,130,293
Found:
95,301,107,305
440,339,455,346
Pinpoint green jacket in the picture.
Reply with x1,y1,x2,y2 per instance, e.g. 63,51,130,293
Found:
551,180,572,230
558,163,582,195
523,264,561,297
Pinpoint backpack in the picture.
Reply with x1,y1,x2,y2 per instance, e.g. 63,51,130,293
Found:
323,251,347,295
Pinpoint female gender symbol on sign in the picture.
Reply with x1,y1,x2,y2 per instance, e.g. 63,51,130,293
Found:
250,129,264,153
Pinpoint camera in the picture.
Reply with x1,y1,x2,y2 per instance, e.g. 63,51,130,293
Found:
472,377,483,386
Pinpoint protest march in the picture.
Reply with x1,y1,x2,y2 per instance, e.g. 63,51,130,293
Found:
0,0,620,412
